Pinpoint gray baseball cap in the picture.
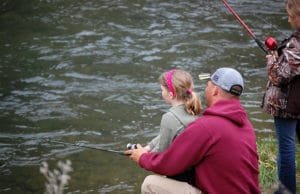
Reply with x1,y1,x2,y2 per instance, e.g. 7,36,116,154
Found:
199,67,244,96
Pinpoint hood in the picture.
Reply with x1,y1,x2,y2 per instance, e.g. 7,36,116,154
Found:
169,104,198,127
203,99,247,126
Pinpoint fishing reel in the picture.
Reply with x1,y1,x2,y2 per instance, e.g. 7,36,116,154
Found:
126,143,137,150
265,37,278,51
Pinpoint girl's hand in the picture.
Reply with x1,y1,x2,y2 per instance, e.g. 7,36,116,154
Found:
143,145,151,152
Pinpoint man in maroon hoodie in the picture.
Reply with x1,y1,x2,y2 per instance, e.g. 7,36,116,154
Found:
125,67,260,194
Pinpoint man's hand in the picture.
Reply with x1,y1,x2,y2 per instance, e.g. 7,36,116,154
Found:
124,144,148,163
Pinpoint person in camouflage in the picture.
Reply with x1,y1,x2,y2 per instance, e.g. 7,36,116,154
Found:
261,0,300,193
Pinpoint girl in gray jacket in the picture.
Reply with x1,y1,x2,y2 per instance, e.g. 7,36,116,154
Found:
145,69,202,152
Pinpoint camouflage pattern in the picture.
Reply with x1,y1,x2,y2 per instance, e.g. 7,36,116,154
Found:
262,30,300,118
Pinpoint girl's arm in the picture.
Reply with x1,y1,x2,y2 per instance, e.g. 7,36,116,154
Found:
147,135,160,151
155,113,179,152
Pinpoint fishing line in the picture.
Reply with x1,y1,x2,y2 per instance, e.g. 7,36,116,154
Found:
251,15,286,36
49,140,126,156
220,0,275,54
235,0,288,38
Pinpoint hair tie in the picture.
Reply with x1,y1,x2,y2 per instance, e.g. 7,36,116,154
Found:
166,70,176,96
187,89,192,94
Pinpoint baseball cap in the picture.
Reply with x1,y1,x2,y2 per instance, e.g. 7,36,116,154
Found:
199,67,244,96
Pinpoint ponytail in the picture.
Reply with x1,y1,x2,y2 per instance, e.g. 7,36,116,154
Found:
185,91,201,115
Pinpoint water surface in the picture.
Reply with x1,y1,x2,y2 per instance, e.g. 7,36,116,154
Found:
0,0,290,193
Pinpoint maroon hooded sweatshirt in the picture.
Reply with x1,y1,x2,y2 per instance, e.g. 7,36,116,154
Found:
139,99,260,194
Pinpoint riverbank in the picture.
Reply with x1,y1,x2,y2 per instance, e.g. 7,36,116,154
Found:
258,137,300,193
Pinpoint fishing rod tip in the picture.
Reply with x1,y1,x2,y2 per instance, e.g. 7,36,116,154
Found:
198,73,211,80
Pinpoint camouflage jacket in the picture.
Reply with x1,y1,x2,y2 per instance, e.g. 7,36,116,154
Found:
262,30,300,118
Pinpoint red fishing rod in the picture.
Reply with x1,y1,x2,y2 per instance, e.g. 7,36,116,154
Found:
221,0,277,54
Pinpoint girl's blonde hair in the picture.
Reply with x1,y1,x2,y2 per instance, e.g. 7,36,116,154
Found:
159,69,202,115
287,0,300,18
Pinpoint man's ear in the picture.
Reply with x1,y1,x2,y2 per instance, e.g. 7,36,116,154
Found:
211,85,219,96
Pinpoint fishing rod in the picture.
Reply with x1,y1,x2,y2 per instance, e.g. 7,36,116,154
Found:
221,0,277,54
50,140,126,156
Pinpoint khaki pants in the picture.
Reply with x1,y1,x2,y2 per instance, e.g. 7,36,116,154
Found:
141,175,202,194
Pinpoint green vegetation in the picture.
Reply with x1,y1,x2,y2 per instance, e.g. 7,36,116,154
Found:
257,138,278,189
257,137,300,192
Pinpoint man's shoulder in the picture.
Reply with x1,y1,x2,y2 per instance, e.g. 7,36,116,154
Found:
186,115,220,132
188,114,243,132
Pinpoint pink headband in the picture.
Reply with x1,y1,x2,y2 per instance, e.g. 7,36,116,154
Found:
166,70,176,96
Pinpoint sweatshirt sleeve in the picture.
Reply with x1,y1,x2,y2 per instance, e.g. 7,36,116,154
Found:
139,120,213,176
156,113,179,152
148,135,160,150
150,112,181,152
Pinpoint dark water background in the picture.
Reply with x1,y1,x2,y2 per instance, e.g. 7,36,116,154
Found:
0,0,292,193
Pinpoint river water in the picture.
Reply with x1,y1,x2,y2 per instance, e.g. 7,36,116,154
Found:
0,0,291,193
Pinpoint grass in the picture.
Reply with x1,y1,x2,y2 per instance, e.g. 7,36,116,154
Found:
257,137,278,189
257,137,300,193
